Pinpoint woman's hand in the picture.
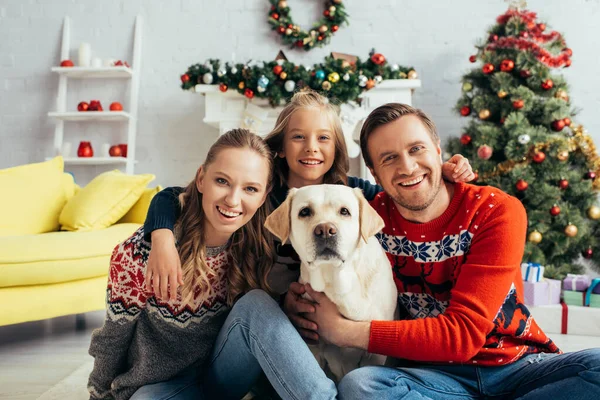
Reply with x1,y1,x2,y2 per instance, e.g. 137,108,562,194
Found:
145,229,183,301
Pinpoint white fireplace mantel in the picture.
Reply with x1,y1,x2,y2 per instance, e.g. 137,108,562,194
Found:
194,79,421,180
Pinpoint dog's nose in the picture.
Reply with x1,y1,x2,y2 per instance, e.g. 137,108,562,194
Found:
314,223,337,239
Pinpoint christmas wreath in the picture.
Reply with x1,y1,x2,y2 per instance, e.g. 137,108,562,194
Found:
180,50,418,106
268,0,349,51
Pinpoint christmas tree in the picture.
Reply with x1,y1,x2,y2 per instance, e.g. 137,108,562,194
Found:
446,5,600,278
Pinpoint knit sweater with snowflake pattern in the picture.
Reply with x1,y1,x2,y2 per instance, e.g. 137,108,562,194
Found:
368,182,560,366
87,227,230,400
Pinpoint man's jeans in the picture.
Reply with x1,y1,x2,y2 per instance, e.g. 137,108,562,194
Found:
338,349,600,400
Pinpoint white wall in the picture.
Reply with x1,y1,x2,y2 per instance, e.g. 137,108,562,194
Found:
1,0,599,186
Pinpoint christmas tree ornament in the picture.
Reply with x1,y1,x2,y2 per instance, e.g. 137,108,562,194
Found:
550,205,561,216
489,34,498,42
532,151,546,163
460,134,472,145
469,55,477,63
219,83,228,92
408,70,418,79
322,81,332,90
257,86,266,93
318,25,328,33
528,231,542,244
238,82,245,90
244,88,254,99
552,120,566,131
230,66,238,74
279,71,288,80
273,65,283,75
202,73,214,84
342,73,350,81
558,179,569,190
180,74,190,83
462,82,473,92
329,5,336,13
557,151,569,161
477,144,493,160
500,59,514,72
499,117,505,124
374,75,383,84
315,70,326,80
498,90,508,98
518,134,531,145
328,72,340,83
271,12,280,20
460,106,471,116
541,79,554,90
365,79,376,89
564,224,578,237
277,26,285,34
285,28,293,35
565,59,572,67
332,25,339,32
583,248,593,259
278,0,287,7
390,64,399,71
482,63,495,74
371,53,386,65
520,31,529,38
284,80,296,92
217,68,227,77
563,117,571,126
538,23,546,31
587,205,600,220
358,75,368,87
585,171,597,180
555,89,569,101
513,99,524,109
257,75,270,89
479,109,491,120
520,69,531,78
516,179,528,191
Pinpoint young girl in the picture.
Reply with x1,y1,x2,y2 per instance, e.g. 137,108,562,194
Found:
87,129,280,399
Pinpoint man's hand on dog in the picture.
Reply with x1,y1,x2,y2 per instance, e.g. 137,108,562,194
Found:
283,282,320,343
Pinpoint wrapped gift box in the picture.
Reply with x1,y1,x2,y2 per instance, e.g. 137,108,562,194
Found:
584,278,600,308
562,274,591,292
523,279,561,306
529,304,600,336
589,294,600,308
563,290,585,306
521,262,545,283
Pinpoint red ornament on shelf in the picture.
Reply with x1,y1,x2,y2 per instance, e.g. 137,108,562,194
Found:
180,74,190,83
513,99,524,110
516,179,528,191
371,53,386,65
219,83,228,92
563,117,571,126
460,106,471,116
500,59,514,72
482,63,495,74
469,55,477,63
89,100,103,111
77,141,93,158
541,79,554,90
118,144,128,157
477,144,493,160
60,60,74,67
550,205,561,216
460,134,472,145
533,151,546,163
552,119,566,131
244,88,255,99
583,248,593,259
558,179,569,190
585,171,597,180
77,101,89,112
109,145,122,157
109,102,123,111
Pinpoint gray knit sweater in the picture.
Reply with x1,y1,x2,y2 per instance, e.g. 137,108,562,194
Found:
87,227,230,400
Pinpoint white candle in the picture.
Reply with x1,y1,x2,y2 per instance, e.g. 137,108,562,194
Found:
78,43,91,67
91,57,102,68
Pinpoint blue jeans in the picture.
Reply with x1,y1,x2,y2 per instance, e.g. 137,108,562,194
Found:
338,350,600,400
130,366,203,400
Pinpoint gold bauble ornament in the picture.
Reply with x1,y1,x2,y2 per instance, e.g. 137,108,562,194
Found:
328,72,340,83
285,28,292,35
407,70,418,79
555,89,569,102
329,6,336,13
564,224,578,237
588,205,600,220
479,109,491,120
279,71,288,80
319,25,328,33
462,82,473,92
322,81,332,91
498,90,508,98
528,231,542,244
238,82,245,90
557,151,569,161
278,0,287,8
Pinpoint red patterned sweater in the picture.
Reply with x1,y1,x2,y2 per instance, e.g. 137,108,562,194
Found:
368,182,560,366
88,228,230,400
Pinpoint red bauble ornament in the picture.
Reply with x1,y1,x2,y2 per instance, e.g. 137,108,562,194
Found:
296,40,304,47
323,10,330,17
371,53,386,65
219,83,228,92
77,101,89,112
489,34,498,42
499,117,506,124
541,79,554,90
516,179,528,191
109,145,122,157
550,205,561,216
88,100,103,111
109,102,123,111
273,65,283,75
60,59,74,67
559,179,569,190
460,106,471,116
317,35,324,41
460,134,472,145
565,59,572,67
552,119,566,131
469,55,477,63
565,48,573,56
119,144,128,157
482,63,495,74
520,31,529,38
244,88,254,99
180,74,190,83
332,25,339,32
585,171,597,180
520,70,531,78
513,99,524,110
538,23,546,31
77,141,93,158
277,26,285,34
500,59,514,72
583,248,593,259
477,144,493,160
533,151,546,163
271,13,279,19
563,117,571,126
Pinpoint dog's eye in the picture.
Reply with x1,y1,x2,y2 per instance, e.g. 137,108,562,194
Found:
340,207,350,216
299,207,312,218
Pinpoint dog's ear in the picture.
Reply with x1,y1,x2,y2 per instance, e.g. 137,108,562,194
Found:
265,188,297,243
354,188,385,243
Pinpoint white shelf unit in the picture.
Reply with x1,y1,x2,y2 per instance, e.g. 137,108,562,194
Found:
50,16,142,174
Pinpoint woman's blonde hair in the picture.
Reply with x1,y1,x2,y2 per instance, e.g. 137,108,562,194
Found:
175,128,275,306
264,90,349,186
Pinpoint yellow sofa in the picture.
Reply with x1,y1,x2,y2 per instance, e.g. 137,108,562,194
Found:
0,157,160,326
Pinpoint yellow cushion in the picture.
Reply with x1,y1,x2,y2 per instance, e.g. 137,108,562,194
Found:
0,156,66,237
59,170,155,231
0,223,140,288
118,185,163,224
62,172,76,200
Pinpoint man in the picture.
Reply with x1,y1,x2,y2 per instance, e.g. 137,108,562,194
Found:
286,103,600,399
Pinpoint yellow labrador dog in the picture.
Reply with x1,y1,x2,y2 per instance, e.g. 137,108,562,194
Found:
265,184,397,381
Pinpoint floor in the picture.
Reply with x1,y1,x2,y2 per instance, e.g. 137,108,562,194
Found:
1,312,600,400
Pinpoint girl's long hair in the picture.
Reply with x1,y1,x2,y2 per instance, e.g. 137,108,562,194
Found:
264,90,349,186
175,128,275,306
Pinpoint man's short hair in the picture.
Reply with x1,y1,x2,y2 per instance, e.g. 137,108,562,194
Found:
359,103,439,168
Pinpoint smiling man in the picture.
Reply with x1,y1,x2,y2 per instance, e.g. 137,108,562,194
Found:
304,103,600,399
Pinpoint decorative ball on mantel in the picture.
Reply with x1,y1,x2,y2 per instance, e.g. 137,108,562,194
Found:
244,88,254,99
322,81,332,91
564,224,578,237
219,83,228,92
407,70,418,79
284,80,296,92
365,79,376,90
279,71,288,80
328,72,340,83
371,53,386,65
528,231,542,244
180,74,190,83
202,73,214,84
358,75,368,87
273,65,283,75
